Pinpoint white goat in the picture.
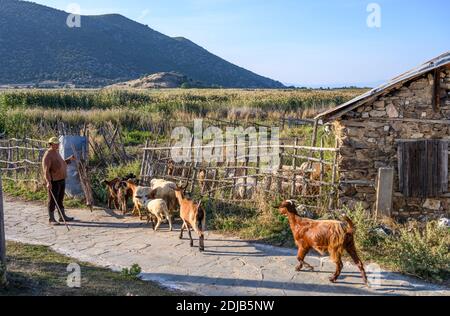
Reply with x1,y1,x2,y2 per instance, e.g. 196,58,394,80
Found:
144,198,172,231
149,179,179,215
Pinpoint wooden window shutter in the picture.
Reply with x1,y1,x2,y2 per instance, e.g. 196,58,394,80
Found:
398,139,448,198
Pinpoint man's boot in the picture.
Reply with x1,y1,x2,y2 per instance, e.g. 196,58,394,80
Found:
58,209,75,222
49,212,60,226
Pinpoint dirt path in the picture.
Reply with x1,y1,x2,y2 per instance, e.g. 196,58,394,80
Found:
3,197,449,296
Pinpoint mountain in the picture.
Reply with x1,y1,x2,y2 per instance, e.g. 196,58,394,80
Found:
108,72,205,89
0,0,285,88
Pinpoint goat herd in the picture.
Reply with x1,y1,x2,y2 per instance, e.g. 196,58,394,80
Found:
103,174,368,284
104,174,206,251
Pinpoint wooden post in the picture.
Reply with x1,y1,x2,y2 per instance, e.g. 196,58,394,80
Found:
255,134,261,190
329,137,339,210
243,136,249,199
14,139,19,182
302,119,319,195
24,138,29,179
0,171,7,287
375,168,394,218
277,142,284,194
319,137,325,196
210,166,219,198
229,137,238,200
141,140,149,179
290,138,299,196
310,119,319,149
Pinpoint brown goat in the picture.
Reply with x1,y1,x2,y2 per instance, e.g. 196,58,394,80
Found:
117,181,134,215
103,174,137,212
279,200,367,284
103,178,121,210
174,186,206,252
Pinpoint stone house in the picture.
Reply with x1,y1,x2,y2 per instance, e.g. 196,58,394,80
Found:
316,52,450,219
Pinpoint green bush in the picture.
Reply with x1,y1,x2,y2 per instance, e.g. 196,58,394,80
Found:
105,161,141,180
121,264,142,279
384,222,449,282
347,204,450,283
347,204,387,252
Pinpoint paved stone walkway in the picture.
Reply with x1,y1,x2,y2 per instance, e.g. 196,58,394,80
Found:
3,197,449,296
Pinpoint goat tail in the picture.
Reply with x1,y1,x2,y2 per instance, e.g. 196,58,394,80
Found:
342,215,355,234
196,207,207,233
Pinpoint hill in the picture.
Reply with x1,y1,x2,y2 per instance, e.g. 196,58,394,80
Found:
107,72,205,89
0,0,285,88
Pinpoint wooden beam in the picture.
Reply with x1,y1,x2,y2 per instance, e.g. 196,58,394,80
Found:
352,117,450,125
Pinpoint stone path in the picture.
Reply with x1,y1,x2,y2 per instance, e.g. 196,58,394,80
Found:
3,197,449,296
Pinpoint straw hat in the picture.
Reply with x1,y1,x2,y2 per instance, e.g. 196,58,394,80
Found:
48,137,60,145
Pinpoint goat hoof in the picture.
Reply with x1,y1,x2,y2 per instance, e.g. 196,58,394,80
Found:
329,277,337,283
199,248,205,252
295,266,302,272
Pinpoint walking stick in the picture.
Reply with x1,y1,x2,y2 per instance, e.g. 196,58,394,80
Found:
49,189,70,232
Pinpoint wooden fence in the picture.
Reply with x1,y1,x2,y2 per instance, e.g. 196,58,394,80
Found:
140,135,340,210
0,138,47,185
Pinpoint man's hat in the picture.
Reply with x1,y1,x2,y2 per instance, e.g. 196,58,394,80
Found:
48,137,60,145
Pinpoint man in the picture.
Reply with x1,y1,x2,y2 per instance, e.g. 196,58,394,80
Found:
42,137,76,225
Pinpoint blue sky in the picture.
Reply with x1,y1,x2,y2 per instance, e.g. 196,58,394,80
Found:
33,0,449,87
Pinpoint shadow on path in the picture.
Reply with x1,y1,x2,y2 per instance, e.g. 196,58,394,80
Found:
140,273,389,296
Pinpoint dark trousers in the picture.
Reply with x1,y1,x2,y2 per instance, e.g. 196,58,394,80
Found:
48,180,66,221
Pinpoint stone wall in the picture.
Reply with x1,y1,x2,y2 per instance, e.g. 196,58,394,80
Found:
336,66,450,219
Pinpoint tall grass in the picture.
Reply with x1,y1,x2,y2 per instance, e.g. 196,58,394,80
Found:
0,88,364,138
1,88,364,111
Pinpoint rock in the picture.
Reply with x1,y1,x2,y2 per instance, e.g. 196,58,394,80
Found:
370,110,387,118
346,127,363,137
373,101,385,109
372,225,394,237
423,199,442,211
438,218,450,228
362,112,370,118
386,104,399,118
411,133,424,139
345,138,369,149
374,161,388,169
